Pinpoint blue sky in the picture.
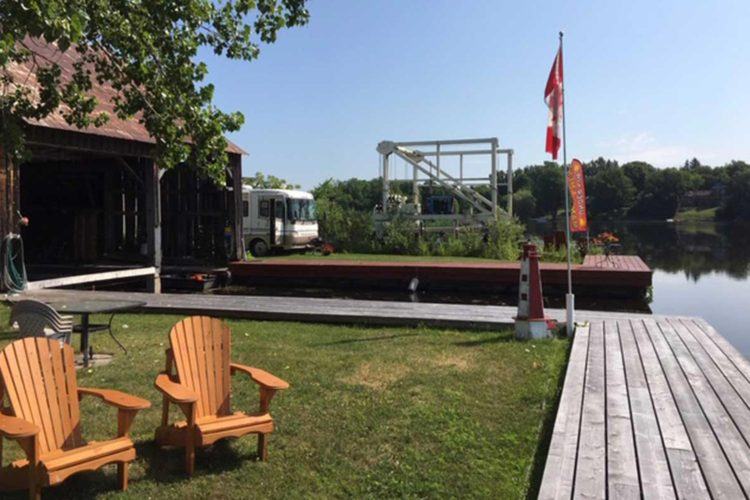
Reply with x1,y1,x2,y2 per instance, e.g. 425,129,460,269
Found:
201,0,750,189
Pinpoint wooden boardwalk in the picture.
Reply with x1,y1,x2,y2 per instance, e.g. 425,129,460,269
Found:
15,289,655,330
540,317,750,499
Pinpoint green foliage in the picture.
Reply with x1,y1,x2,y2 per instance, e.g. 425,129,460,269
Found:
513,189,536,221
1,0,308,180
371,217,526,261
629,167,688,219
587,166,636,217
312,178,383,212
718,161,750,220
315,198,375,253
243,171,300,189
621,161,655,192
521,163,565,220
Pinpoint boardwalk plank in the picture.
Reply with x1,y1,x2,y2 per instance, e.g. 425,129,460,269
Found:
694,318,750,386
644,319,744,498
538,323,590,500
680,318,750,413
631,319,709,499
574,321,607,499
618,320,675,500
604,320,640,499
660,318,750,494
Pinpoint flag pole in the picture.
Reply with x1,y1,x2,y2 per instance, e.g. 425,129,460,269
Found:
560,31,575,337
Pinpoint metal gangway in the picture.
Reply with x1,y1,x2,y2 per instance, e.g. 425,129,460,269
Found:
375,138,513,230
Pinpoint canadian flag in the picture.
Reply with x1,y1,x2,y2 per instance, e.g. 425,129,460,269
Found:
545,47,564,160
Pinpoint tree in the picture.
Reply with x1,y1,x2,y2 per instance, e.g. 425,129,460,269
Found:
512,189,536,221
587,167,636,217
243,172,300,189
524,163,564,220
621,161,655,192
1,0,309,180
629,168,687,219
718,161,750,220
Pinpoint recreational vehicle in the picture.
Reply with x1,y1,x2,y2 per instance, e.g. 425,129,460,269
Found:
242,186,318,256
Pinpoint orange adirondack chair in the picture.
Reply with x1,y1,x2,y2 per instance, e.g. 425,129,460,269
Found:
154,316,289,474
0,337,150,499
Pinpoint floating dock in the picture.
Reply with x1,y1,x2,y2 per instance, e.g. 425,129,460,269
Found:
229,254,652,297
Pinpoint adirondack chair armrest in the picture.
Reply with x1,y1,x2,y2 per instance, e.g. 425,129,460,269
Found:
0,414,39,439
78,387,152,410
154,373,199,403
230,363,290,390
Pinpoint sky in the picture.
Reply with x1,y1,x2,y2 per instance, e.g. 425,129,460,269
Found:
200,0,750,190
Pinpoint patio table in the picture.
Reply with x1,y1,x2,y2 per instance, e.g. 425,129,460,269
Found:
47,299,146,367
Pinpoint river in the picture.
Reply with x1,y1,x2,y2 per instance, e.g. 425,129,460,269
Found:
573,221,750,357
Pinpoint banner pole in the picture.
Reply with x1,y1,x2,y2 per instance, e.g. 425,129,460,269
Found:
560,31,575,337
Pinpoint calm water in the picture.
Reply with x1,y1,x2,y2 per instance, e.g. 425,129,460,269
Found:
572,221,750,357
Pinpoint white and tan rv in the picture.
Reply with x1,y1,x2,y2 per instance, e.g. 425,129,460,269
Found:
242,186,318,256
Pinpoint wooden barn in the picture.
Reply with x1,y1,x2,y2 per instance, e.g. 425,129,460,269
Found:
0,40,245,291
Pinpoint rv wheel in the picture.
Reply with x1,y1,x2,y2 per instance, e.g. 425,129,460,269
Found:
250,239,269,257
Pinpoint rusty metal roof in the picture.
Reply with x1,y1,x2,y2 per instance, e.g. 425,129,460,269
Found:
6,39,246,155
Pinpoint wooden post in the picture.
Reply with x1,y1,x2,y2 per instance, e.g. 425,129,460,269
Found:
229,153,244,261
0,145,20,238
145,160,162,293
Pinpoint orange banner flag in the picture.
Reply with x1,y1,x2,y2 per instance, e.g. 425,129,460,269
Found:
568,159,588,232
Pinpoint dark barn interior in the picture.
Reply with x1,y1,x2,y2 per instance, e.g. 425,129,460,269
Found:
3,125,245,285
21,153,236,269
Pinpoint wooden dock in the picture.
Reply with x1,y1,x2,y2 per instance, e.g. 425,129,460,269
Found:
228,254,652,297
540,317,750,499
15,288,652,330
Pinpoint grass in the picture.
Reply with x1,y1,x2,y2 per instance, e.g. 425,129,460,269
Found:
257,252,505,263
0,306,569,499
674,206,718,222
257,250,584,264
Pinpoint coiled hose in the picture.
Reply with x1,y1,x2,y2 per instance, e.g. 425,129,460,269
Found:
2,233,27,292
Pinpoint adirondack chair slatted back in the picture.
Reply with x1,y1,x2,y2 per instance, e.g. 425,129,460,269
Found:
0,338,83,455
169,316,232,419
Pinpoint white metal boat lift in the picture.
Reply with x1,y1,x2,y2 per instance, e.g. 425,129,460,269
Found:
375,137,513,230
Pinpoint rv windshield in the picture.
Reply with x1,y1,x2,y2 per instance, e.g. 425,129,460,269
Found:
287,198,316,222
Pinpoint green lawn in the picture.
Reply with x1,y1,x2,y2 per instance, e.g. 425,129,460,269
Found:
0,307,569,499
257,252,505,263
674,206,718,222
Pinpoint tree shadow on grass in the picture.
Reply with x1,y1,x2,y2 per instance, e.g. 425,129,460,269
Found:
452,332,514,347
315,332,420,346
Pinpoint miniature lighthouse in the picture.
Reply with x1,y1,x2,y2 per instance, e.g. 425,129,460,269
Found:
515,243,554,339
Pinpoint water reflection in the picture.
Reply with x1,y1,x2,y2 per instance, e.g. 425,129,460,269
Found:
587,221,750,281
538,221,750,356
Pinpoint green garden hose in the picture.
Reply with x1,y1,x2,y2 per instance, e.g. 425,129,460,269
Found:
2,233,27,292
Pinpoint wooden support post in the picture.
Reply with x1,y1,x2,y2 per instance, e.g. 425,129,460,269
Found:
0,145,20,238
229,153,244,261
145,160,162,293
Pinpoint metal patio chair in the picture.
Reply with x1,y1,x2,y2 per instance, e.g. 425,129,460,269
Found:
9,299,73,344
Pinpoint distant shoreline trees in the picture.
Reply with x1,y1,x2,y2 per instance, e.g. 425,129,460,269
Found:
311,157,750,226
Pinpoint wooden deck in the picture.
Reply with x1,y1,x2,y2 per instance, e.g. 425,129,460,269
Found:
540,317,750,499
228,254,652,297
15,289,653,330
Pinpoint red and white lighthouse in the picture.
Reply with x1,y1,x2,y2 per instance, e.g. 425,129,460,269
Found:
515,243,554,339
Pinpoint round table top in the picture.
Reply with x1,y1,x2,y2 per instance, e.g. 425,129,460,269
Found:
47,299,146,314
